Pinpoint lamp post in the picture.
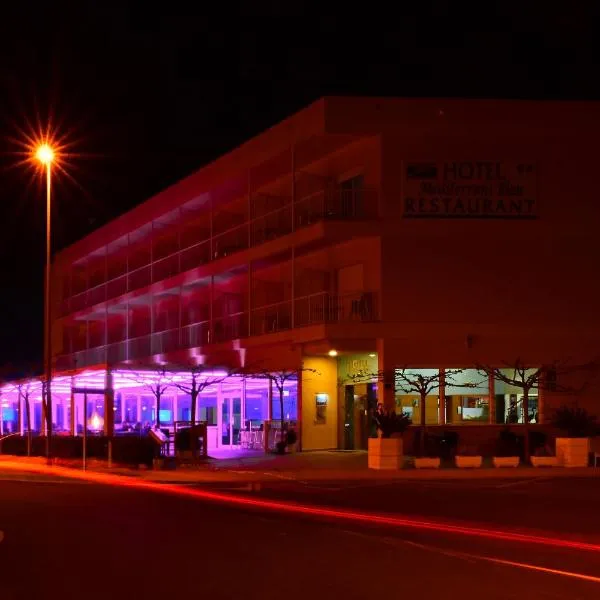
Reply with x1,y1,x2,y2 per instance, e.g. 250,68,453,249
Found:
35,143,54,460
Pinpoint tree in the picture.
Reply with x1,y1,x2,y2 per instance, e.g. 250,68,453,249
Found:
17,379,39,456
0,363,43,456
349,367,482,455
394,368,480,456
170,363,231,456
476,358,599,462
246,367,317,452
124,365,173,429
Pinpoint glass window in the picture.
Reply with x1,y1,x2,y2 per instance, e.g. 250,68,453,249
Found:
177,394,192,422
271,380,298,421
140,395,154,427
124,395,138,424
199,394,217,425
245,388,269,427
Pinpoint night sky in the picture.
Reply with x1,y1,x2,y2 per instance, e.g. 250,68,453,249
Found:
0,4,598,368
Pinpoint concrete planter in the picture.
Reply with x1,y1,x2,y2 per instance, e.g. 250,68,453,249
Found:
414,457,441,469
531,456,559,467
555,437,589,467
493,456,520,468
456,456,483,468
368,437,403,470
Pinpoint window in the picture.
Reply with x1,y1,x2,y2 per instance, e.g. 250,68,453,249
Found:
338,174,364,218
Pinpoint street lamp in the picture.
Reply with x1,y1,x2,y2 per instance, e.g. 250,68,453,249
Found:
35,142,55,460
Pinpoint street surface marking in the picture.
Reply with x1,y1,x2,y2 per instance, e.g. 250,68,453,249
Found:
403,540,600,584
478,555,600,583
340,531,600,584
495,476,552,489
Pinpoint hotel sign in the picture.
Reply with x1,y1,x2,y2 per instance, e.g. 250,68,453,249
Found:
403,161,537,219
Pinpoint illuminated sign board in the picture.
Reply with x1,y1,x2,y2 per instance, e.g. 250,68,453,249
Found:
403,161,537,219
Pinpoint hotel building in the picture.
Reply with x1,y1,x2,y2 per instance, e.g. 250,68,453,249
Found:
1,97,598,452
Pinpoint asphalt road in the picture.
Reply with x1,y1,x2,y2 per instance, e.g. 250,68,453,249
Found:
1,473,600,599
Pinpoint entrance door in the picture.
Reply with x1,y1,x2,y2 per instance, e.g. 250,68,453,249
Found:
218,396,242,448
344,386,355,450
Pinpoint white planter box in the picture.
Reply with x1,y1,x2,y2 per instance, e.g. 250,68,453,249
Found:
414,457,441,469
493,456,520,468
531,456,559,467
555,437,589,467
456,456,483,468
368,437,403,470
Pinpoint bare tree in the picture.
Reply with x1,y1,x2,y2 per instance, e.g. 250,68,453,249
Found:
476,358,599,462
170,362,231,456
246,367,317,451
394,368,481,455
123,365,173,429
17,379,39,456
350,368,482,455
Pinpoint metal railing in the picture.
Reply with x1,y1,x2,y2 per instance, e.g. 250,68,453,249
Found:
60,188,377,316
56,291,379,369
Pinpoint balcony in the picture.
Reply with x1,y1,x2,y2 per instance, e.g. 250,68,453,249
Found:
55,291,379,369
60,188,378,317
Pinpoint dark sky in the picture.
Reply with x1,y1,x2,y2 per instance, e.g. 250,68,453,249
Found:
0,3,598,368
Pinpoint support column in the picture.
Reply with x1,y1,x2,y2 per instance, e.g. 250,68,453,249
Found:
438,369,446,425
137,395,141,425
17,390,22,435
376,338,395,410
296,369,303,452
104,370,114,437
267,379,273,421
241,378,247,428
265,379,273,453
173,391,178,426
488,372,496,424
537,388,544,425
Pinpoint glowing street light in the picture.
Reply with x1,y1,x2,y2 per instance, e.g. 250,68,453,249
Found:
34,141,56,460
35,143,54,166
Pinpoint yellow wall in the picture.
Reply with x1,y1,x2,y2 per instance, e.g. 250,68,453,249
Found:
302,356,338,450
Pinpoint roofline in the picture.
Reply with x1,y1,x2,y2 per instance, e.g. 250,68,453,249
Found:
56,97,328,265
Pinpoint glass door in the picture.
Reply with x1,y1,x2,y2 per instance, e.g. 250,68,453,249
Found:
219,396,243,448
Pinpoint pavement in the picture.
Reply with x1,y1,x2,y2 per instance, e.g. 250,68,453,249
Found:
4,450,599,484
1,465,600,598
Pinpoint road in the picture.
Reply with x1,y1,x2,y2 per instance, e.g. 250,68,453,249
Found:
1,472,600,599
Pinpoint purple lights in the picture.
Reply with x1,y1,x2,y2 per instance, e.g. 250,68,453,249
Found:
0,368,298,444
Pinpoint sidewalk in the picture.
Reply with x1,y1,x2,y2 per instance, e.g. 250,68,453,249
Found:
3,451,599,484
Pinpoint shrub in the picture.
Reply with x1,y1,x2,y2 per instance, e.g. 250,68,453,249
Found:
496,429,521,457
373,409,412,438
552,405,597,438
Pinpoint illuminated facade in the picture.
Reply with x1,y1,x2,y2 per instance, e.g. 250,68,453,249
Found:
2,97,599,451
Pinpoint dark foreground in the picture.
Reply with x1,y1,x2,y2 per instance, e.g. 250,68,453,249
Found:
1,473,600,599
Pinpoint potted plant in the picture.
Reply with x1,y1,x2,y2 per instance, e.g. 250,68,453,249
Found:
414,432,441,469
552,405,597,467
492,429,521,468
368,406,412,470
286,427,298,454
530,444,560,467
455,444,483,468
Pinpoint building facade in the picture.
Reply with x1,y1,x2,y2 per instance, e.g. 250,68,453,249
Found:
3,97,599,451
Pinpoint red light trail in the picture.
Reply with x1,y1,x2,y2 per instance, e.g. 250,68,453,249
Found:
1,459,600,554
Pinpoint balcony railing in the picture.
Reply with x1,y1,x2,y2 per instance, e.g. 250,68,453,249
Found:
56,291,379,370
60,188,377,316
